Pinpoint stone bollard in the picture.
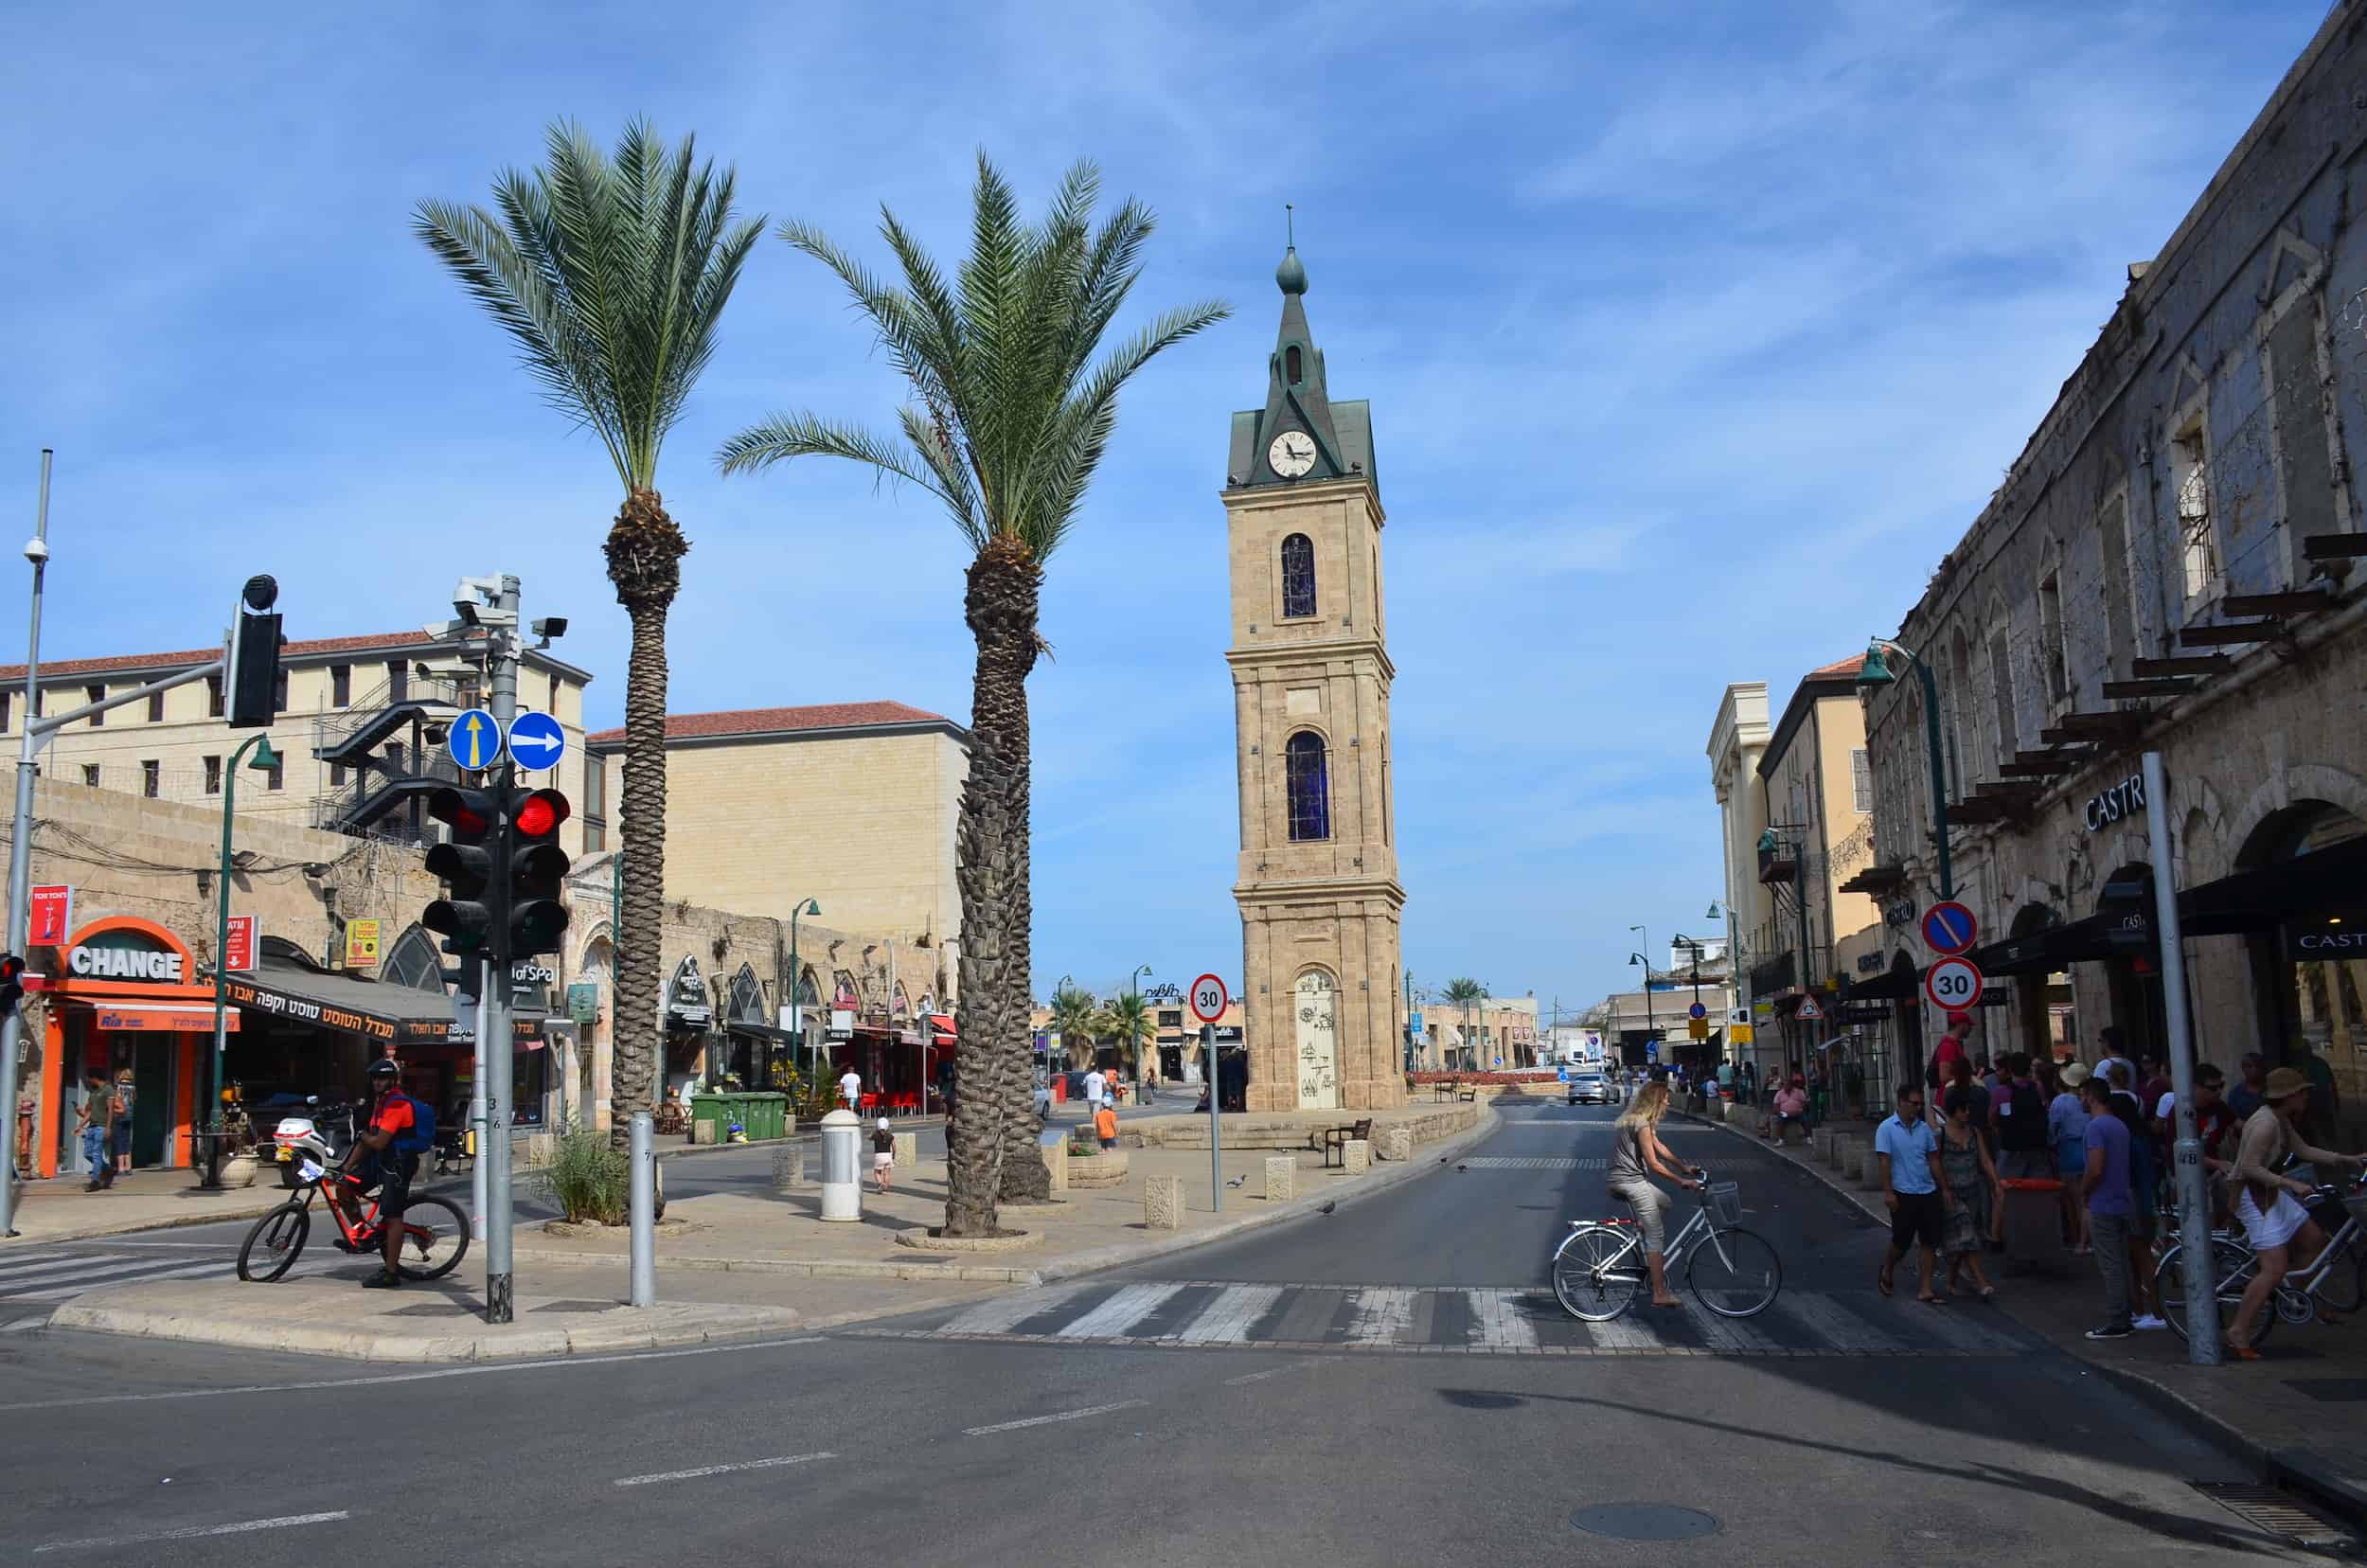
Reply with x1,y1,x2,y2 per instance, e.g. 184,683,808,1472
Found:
894,1132,917,1169
1144,1174,1184,1230
1813,1129,1837,1166
1839,1137,1865,1180
1041,1139,1069,1194
1859,1144,1889,1190
1342,1139,1372,1176
1265,1155,1295,1203
772,1146,803,1192
692,1119,720,1146
1824,1131,1848,1169
1379,1127,1414,1163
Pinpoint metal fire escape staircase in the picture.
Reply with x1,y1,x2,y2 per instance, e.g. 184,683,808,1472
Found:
311,670,476,841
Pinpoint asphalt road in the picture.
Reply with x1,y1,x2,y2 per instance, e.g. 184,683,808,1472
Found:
0,1101,2323,1565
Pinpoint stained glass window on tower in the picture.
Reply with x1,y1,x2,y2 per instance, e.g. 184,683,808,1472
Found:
1281,533,1317,618
1286,731,1330,842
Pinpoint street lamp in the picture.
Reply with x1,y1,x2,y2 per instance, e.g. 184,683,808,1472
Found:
1628,924,1654,1067
787,897,821,1083
1856,638,1954,899
205,732,280,1183
1128,963,1151,1083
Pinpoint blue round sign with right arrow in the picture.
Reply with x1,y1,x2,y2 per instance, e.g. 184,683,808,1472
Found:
1921,900,1979,956
507,710,566,773
446,708,504,773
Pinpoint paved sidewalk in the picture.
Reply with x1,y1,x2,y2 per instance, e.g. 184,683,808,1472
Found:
1,1167,294,1245
520,1104,1498,1288
1693,1108,2367,1529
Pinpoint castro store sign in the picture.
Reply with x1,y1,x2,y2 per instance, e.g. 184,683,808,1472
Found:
68,939,185,983
2083,773,2145,832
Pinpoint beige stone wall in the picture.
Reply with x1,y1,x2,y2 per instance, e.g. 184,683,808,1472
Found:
586,729,964,946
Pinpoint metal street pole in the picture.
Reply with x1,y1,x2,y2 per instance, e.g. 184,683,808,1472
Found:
1129,963,1149,1089
0,451,50,1236
483,575,520,1324
2143,751,2218,1365
788,896,819,1087
206,732,277,1184
1204,1021,1221,1213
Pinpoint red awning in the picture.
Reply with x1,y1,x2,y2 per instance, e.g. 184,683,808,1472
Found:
927,1013,956,1038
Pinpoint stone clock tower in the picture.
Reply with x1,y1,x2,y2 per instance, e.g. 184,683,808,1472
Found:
1222,244,1406,1113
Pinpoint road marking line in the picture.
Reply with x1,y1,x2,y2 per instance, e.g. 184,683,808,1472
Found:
0,1256,206,1297
1054,1284,1184,1340
1767,1292,1904,1352
0,1335,829,1412
1343,1287,1416,1346
1174,1285,1281,1344
1576,1310,1664,1350
11,1260,229,1302
937,1288,1086,1337
964,1399,1148,1436
33,1510,350,1553
1224,1360,1315,1385
614,1452,834,1487
0,1315,47,1334
1881,1296,2023,1353
1467,1290,1540,1350
1678,1295,1780,1353
0,1255,132,1286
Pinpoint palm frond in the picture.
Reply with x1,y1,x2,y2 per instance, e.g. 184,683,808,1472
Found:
416,116,764,493
715,413,953,506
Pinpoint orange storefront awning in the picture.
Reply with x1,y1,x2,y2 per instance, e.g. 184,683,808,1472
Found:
75,998,237,1033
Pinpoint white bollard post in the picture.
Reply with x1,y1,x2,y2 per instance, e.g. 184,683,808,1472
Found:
819,1109,862,1221
628,1112,655,1309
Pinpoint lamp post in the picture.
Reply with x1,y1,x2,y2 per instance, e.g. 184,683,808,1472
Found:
1856,639,1953,900
1628,924,1654,1068
1128,963,1151,1085
206,732,281,1177
787,897,821,1084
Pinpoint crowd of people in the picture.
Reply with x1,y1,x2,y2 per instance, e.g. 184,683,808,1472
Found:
1865,1012,2364,1356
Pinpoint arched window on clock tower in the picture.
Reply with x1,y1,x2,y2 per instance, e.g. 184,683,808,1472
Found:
1280,533,1316,618
1286,731,1330,842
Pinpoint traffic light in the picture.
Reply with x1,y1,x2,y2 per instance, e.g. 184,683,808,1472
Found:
226,575,284,729
504,786,572,964
422,786,502,959
2098,868,2156,957
0,953,24,1014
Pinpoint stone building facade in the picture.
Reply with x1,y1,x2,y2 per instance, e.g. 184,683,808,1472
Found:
1223,245,1407,1113
1858,9,2367,1138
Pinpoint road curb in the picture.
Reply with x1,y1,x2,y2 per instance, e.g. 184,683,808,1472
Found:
1686,1110,2367,1533
511,1248,1043,1286
45,1296,807,1363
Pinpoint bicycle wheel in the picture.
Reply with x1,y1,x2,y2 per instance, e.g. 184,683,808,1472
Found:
2157,1238,2272,1348
237,1203,310,1282
2311,1236,2362,1317
1553,1225,1642,1322
391,1196,470,1281
1687,1226,1781,1318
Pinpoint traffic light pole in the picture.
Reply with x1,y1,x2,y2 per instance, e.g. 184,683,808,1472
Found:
483,575,520,1325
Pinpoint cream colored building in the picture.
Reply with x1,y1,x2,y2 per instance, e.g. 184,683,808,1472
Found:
1223,244,1407,1113
1706,683,1772,1011
1419,993,1539,1072
0,629,599,857
1746,656,1880,1076
582,701,968,951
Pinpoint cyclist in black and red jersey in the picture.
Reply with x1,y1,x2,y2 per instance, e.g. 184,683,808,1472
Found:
334,1058,436,1289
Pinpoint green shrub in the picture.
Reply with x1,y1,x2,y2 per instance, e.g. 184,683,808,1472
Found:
540,1129,630,1224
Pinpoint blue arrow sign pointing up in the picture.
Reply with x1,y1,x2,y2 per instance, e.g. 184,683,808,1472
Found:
448,707,502,773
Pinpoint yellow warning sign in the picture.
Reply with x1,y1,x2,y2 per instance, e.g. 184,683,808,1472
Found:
1731,1023,1755,1046
345,918,382,968
1688,1017,1709,1041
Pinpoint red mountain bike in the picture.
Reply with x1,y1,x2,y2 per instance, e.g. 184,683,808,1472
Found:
237,1160,469,1283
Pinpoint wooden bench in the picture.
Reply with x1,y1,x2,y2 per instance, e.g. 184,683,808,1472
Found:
1319,1118,1375,1167
1456,1083,1478,1103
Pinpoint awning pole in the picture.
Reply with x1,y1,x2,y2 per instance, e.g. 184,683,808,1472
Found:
2145,751,2218,1366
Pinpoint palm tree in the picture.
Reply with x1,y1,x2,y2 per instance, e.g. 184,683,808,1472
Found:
417,119,763,1149
1443,978,1486,1073
1101,991,1150,1080
717,155,1227,1234
1050,985,1100,1073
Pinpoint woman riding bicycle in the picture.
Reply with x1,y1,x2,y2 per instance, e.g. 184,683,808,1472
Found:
1607,1079,1702,1310
2226,1067,2367,1358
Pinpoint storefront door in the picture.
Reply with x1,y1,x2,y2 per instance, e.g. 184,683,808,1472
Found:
132,1037,170,1167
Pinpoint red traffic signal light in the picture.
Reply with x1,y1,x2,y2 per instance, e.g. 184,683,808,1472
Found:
505,787,573,965
0,953,24,1011
423,787,502,957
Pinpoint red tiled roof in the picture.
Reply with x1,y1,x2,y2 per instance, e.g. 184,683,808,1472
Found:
585,701,953,747
0,631,438,684
1807,652,1868,680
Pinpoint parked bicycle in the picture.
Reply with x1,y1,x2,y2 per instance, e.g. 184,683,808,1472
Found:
1553,1170,1783,1321
2155,1172,2366,1348
236,1151,469,1284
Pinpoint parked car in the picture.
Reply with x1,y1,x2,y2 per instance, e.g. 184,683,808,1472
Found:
1567,1072,1613,1106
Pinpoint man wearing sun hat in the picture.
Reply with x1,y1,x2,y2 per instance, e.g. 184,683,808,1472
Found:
2224,1067,2366,1357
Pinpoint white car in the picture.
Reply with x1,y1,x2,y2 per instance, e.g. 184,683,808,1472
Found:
1566,1072,1613,1105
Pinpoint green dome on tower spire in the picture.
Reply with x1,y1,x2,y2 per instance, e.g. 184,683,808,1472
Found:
1275,244,1307,295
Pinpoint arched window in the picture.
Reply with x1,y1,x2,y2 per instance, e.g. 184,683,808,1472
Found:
382,924,445,992
1286,731,1330,842
727,963,765,1024
1280,533,1316,618
1285,344,1303,383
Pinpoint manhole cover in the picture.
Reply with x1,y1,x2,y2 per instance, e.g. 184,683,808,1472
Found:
1570,1504,1719,1541
2190,1482,2353,1549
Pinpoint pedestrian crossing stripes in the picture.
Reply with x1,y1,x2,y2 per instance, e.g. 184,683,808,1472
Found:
860,1281,2038,1359
1453,1157,1603,1170
0,1246,346,1307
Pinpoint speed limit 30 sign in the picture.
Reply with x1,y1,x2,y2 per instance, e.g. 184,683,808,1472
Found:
1924,956,1984,1013
1188,972,1231,1025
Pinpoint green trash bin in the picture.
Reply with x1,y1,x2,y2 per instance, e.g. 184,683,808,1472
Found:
744,1093,787,1141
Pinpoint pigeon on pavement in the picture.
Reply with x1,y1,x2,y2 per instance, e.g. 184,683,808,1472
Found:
1318,1201,1336,1215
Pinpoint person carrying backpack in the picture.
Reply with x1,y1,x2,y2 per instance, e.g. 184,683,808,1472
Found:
336,1058,436,1289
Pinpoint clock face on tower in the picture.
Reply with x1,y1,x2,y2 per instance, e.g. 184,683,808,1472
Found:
1267,429,1317,478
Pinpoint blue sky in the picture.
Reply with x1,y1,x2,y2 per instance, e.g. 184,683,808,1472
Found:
0,0,2326,1013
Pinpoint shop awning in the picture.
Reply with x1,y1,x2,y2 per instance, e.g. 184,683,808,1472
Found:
1845,966,1921,1001
75,999,238,1033
223,957,543,1048
725,1020,798,1044
2180,835,2367,936
926,1012,956,1038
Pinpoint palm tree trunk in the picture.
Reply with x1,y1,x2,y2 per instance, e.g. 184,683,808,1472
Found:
950,538,1049,1222
603,488,686,1152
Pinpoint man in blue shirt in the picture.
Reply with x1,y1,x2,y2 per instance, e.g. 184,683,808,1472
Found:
2078,1076,2135,1339
1876,1083,1947,1304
